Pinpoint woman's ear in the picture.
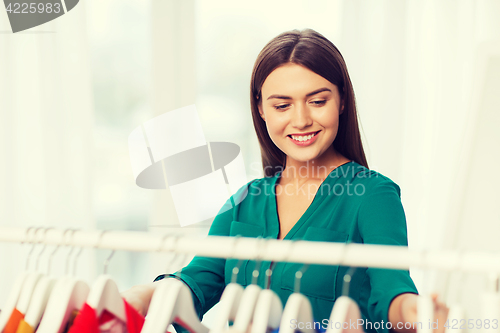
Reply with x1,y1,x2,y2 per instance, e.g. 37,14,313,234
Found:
339,100,345,115
258,104,266,121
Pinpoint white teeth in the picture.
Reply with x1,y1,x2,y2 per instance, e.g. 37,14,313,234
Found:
291,133,316,141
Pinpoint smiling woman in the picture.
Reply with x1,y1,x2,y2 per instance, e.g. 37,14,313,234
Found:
250,29,367,179
121,28,449,333
257,63,346,168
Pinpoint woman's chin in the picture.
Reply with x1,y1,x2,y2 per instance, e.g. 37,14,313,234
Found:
285,153,321,164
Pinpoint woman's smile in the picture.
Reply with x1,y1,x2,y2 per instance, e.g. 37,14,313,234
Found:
287,130,321,146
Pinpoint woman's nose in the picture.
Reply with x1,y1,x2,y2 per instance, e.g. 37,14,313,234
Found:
290,103,313,129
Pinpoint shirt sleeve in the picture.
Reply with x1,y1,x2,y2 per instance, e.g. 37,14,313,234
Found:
357,179,419,333
153,182,251,332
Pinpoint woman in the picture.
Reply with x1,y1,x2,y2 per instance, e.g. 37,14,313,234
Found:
123,28,449,333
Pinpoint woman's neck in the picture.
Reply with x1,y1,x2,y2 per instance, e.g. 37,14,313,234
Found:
281,148,349,182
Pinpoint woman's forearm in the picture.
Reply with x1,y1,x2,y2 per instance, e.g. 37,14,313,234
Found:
121,281,161,316
389,293,418,333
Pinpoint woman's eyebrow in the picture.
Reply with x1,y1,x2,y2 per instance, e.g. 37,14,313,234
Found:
266,87,332,100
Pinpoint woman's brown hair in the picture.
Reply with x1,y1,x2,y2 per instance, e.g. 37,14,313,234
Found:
250,28,368,177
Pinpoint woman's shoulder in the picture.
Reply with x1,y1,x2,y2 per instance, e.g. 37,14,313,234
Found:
228,175,276,206
348,161,402,197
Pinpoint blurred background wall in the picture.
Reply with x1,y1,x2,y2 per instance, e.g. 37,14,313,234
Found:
1,0,500,328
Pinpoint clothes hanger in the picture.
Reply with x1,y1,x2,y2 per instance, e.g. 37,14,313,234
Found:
0,227,38,331
417,250,434,333
141,233,209,333
140,234,179,333
16,227,52,315
231,237,266,333
23,228,67,329
443,254,465,333
479,273,499,332
251,237,283,333
251,260,283,333
444,304,465,333
417,295,434,333
36,229,90,333
85,230,127,323
279,240,316,333
326,243,363,333
209,236,245,333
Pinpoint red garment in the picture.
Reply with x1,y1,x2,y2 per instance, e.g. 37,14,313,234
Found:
67,299,145,333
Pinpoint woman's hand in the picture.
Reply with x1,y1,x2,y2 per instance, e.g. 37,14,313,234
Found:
389,293,450,333
121,282,159,316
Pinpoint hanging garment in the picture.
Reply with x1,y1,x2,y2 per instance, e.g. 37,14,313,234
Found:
67,299,144,333
14,320,33,333
3,308,24,333
62,310,81,333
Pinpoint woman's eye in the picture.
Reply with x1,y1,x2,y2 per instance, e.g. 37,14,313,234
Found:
274,104,290,110
311,100,326,106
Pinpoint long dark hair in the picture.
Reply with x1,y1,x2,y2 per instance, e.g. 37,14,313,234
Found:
250,28,368,177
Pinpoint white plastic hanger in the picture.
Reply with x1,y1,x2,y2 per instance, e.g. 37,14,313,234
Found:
326,261,363,333
142,278,209,333
87,274,127,322
326,296,363,333
251,289,283,333
279,258,315,333
417,251,435,333
141,234,209,333
17,228,54,315
279,292,315,333
36,229,90,333
232,237,268,333
417,294,434,333
24,230,66,328
24,276,56,328
277,239,315,333
16,272,43,315
481,273,500,332
0,227,40,331
210,237,245,333
250,241,283,333
211,283,244,332
36,278,90,333
86,232,127,323
0,271,31,331
444,304,465,333
232,284,262,332
250,263,283,333
443,262,466,333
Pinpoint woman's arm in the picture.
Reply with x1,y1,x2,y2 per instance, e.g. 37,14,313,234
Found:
121,281,159,316
357,179,420,333
389,293,449,333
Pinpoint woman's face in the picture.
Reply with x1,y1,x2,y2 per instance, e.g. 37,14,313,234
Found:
258,63,344,165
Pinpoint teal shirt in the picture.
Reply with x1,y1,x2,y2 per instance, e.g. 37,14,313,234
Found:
155,161,418,333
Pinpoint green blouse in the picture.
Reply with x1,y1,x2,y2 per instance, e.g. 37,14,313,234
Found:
155,160,418,333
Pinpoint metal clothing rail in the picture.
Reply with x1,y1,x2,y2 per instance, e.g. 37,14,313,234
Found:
0,227,499,273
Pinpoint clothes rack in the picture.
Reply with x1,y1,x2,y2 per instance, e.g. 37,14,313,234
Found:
0,227,499,273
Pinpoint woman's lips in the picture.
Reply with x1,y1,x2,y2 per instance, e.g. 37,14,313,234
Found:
287,131,320,146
